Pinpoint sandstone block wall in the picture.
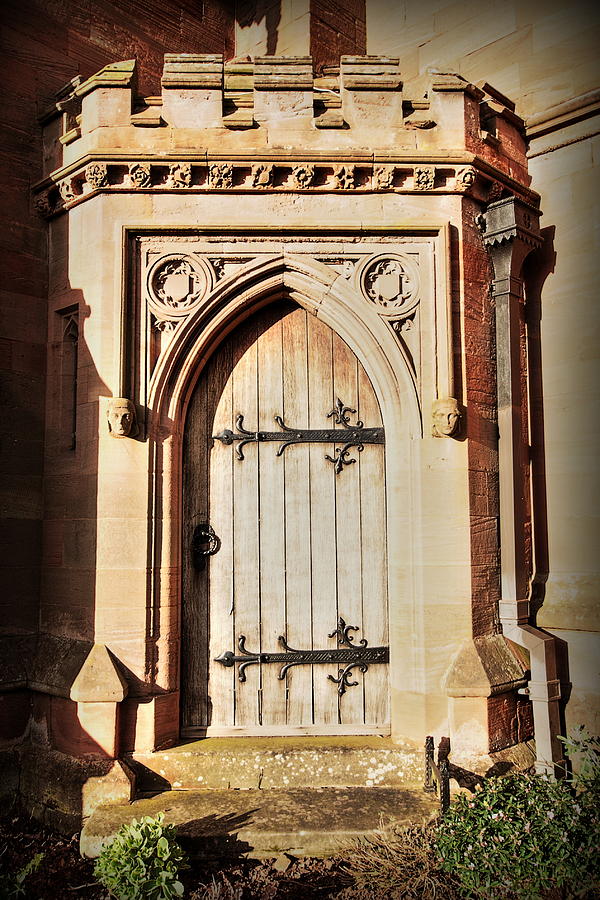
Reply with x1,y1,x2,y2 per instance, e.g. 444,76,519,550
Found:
0,0,233,643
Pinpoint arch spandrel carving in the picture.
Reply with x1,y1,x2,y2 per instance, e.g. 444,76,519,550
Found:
144,251,422,439
126,232,451,442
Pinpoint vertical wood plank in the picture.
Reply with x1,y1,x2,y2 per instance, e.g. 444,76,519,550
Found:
231,322,261,726
181,372,209,728
184,302,389,735
358,365,390,727
282,308,313,726
332,334,364,725
307,315,339,726
207,345,236,727
257,314,288,726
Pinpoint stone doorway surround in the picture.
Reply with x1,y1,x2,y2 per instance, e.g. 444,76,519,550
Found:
25,53,555,826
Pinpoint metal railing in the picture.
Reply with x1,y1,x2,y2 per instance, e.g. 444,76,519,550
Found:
424,735,451,815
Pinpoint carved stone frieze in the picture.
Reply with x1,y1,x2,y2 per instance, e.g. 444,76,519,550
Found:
404,118,436,130
360,254,420,319
209,163,233,189
456,166,477,190
487,181,504,202
251,163,274,188
58,179,76,203
85,162,109,189
392,313,416,334
210,258,226,280
34,157,533,217
289,164,314,189
35,192,53,218
373,165,395,190
413,166,435,190
128,163,151,188
333,165,355,190
151,316,177,335
166,163,192,188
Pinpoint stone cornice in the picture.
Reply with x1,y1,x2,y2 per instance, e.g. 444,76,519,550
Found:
32,153,539,219
526,88,600,141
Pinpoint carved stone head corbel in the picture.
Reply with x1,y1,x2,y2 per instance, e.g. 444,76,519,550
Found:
107,397,138,438
432,397,461,438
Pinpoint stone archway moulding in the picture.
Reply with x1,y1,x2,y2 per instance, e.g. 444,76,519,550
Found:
134,237,452,745
151,251,423,433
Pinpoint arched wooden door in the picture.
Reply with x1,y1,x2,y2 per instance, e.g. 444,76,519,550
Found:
182,300,389,735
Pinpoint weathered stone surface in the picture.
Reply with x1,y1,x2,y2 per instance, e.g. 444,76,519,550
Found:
130,735,425,792
18,744,123,833
444,635,527,698
71,643,128,703
80,785,439,858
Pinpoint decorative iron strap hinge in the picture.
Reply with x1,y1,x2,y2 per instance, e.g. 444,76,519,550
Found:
213,398,385,474
215,617,389,695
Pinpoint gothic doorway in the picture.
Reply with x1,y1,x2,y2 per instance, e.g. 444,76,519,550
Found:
181,299,390,736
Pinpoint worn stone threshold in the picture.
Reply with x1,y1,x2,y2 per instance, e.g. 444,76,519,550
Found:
129,735,425,792
81,785,439,859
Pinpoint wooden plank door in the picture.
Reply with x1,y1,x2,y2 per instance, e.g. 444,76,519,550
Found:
182,300,389,735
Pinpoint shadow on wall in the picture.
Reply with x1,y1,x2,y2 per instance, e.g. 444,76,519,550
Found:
236,0,282,56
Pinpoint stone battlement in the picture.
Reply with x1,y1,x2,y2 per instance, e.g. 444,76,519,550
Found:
35,54,532,218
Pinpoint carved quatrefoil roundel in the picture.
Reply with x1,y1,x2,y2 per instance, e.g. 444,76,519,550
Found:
359,253,420,318
146,255,213,322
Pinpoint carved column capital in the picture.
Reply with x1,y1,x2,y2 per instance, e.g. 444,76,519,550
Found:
481,196,542,282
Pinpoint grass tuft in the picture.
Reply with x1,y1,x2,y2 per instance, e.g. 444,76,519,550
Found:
338,822,461,900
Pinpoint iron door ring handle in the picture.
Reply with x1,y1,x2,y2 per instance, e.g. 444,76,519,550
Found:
192,523,221,569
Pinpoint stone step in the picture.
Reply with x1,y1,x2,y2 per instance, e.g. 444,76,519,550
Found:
81,785,439,859
128,736,425,793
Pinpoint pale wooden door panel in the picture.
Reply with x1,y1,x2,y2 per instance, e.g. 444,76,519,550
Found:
281,309,313,727
332,335,364,726
257,316,287,727
358,365,390,727
182,300,389,734
307,315,339,727
231,321,261,726
206,342,235,729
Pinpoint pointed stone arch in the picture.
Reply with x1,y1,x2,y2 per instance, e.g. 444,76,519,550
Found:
150,252,421,437
146,250,426,744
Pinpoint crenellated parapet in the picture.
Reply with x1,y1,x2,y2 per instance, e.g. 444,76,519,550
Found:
35,54,534,218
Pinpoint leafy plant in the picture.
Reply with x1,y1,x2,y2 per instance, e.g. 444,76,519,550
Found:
436,729,600,899
94,812,187,899
0,852,45,899
559,725,600,789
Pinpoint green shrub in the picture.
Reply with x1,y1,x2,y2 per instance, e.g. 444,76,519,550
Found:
94,812,187,899
436,729,600,899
